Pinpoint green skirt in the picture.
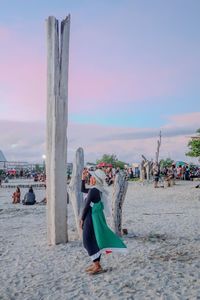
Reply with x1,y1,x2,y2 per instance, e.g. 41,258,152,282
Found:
91,201,127,254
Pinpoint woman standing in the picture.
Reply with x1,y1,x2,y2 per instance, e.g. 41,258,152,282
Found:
80,169,127,275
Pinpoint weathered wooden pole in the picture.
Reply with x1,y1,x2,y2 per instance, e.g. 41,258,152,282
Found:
145,161,150,181
112,172,128,236
141,155,149,181
140,158,145,181
155,131,162,164
46,15,70,245
68,147,84,238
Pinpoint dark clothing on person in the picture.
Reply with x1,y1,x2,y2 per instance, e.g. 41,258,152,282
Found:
81,181,101,221
22,191,36,205
81,180,101,262
153,168,160,182
184,168,190,181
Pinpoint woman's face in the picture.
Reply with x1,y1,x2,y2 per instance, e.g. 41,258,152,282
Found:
90,176,96,186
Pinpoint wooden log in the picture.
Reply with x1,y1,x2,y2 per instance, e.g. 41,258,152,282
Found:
46,16,70,245
141,155,148,180
155,131,162,164
68,147,84,238
140,159,145,181
145,161,150,181
112,172,128,236
141,155,153,181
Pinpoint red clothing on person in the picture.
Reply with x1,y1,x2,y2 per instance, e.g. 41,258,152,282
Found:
12,191,21,204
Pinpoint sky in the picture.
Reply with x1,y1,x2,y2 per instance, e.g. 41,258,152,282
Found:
0,0,200,164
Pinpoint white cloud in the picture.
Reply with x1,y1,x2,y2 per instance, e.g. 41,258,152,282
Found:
0,113,199,165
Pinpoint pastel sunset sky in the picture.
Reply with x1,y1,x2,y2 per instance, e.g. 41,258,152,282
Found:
0,0,200,164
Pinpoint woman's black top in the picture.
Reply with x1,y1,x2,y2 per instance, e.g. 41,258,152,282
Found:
81,180,101,221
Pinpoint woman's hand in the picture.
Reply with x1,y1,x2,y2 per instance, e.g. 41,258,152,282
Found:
79,219,83,230
82,169,88,180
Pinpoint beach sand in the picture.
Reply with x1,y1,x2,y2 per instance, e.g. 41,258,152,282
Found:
0,179,200,299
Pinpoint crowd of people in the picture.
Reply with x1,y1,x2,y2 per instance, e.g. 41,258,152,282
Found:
83,166,141,187
153,164,200,188
5,162,200,205
0,170,46,184
83,166,128,187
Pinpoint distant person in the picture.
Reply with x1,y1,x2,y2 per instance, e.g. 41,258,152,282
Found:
12,186,21,204
34,174,38,182
165,167,174,187
135,167,140,178
184,166,190,181
4,177,9,183
105,168,114,186
153,163,160,188
177,166,183,180
22,187,36,205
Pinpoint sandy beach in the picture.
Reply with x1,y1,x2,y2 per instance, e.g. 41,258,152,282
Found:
1,179,200,300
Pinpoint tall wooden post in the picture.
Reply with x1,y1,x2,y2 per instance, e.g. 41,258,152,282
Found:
46,16,70,245
112,172,128,236
68,147,84,238
155,131,162,164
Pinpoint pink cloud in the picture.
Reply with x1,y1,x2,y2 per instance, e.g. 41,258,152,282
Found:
67,111,200,163
0,111,199,164
1,21,199,122
0,27,46,121
163,112,200,130
69,57,198,114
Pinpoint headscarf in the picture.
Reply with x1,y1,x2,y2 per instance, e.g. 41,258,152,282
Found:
89,169,111,217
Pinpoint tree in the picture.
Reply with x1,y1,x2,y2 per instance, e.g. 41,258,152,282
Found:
160,158,174,168
96,154,127,169
96,154,117,165
35,164,43,172
196,128,200,135
115,160,127,169
186,129,200,159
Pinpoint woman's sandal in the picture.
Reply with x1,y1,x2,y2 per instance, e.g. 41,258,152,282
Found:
88,267,107,275
85,264,95,272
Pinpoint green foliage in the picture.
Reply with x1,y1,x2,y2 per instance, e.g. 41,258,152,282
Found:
96,154,127,169
128,177,140,182
115,160,127,169
186,129,200,158
96,154,117,165
35,164,43,172
186,140,200,157
196,128,200,134
86,162,96,166
159,158,174,168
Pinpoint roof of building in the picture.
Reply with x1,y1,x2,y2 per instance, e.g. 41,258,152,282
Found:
0,150,7,162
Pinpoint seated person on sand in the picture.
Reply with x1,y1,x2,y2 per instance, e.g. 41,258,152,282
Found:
12,186,21,204
22,187,36,205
